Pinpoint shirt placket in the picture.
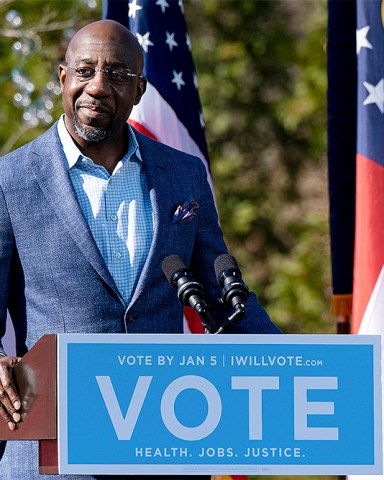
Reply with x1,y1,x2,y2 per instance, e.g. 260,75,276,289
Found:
105,168,132,303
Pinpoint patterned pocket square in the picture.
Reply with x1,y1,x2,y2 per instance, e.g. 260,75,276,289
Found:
172,199,199,224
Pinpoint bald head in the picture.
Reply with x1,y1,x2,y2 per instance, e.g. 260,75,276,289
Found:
65,20,144,73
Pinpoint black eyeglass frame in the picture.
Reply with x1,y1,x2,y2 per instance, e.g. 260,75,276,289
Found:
65,64,143,84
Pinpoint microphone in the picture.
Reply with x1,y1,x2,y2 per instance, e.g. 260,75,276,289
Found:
214,254,249,308
214,254,249,332
162,255,216,333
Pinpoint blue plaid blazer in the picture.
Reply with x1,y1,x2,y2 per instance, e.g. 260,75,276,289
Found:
0,123,279,355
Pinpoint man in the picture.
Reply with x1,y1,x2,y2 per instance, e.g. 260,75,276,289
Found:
0,20,280,479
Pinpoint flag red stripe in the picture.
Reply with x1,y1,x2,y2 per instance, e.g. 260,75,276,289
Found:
183,306,204,333
128,119,158,141
352,153,384,332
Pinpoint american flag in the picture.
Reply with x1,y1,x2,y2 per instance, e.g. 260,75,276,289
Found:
103,0,210,179
353,0,384,335
103,0,213,334
328,0,384,334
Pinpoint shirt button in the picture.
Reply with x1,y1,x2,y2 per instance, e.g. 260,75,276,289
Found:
110,214,117,221
115,252,122,259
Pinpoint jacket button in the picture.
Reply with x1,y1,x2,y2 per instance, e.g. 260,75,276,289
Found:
125,313,134,323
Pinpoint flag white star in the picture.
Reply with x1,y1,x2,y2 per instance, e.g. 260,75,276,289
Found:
136,32,154,53
128,0,142,18
186,33,191,51
172,70,186,90
199,112,205,128
363,79,384,113
165,32,178,51
193,72,198,89
357,25,373,54
156,0,169,13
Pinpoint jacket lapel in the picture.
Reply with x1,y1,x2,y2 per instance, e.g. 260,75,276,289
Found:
29,125,122,301
128,133,172,307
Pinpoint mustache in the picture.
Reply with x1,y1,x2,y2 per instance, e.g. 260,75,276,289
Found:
76,100,111,112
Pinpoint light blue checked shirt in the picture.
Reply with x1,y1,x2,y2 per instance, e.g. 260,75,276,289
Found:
57,116,153,305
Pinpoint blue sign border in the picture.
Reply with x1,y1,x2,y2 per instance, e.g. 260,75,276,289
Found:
57,334,382,475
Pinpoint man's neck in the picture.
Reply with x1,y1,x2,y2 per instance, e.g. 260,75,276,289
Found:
78,139,127,174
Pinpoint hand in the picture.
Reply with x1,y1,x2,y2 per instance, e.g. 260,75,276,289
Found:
0,356,22,430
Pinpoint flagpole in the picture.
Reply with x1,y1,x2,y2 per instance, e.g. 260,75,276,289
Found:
327,0,356,340
336,315,350,335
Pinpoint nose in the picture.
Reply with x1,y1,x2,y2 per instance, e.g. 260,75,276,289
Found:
84,70,112,97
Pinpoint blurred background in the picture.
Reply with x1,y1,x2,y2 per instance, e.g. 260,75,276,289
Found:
0,1,333,478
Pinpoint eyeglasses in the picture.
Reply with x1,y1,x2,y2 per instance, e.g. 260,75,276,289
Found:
65,65,141,84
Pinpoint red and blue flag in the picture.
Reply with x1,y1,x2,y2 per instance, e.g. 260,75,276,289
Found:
353,0,384,333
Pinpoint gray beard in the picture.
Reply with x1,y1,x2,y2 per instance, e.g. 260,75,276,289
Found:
72,114,112,143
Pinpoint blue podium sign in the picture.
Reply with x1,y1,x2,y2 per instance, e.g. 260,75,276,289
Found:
57,334,382,475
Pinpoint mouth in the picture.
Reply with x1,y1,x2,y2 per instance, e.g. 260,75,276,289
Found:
77,103,111,119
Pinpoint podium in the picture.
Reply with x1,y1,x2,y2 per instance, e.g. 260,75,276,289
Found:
0,333,381,476
0,334,58,473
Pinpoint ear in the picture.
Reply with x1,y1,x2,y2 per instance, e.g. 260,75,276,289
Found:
134,76,147,105
58,64,67,91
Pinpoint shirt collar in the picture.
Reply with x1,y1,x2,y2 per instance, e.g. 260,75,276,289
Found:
57,114,142,169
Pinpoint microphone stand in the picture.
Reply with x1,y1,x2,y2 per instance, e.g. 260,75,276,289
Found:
192,300,217,334
214,301,247,334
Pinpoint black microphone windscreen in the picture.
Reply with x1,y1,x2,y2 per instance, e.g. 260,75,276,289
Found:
214,254,240,282
162,255,187,284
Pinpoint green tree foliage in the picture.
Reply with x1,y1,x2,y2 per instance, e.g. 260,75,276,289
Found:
0,0,98,155
184,0,332,334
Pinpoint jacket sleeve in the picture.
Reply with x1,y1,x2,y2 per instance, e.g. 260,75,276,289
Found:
190,159,281,334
